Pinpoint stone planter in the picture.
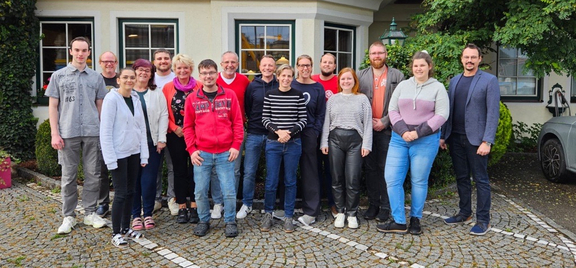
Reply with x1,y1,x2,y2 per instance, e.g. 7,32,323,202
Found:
0,157,11,189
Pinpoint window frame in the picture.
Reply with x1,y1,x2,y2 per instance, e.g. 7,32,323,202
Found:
37,17,95,103
235,20,295,75
497,46,541,102
118,18,179,68
323,23,356,71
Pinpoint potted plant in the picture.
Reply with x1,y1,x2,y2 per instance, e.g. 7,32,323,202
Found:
36,78,50,105
0,149,12,189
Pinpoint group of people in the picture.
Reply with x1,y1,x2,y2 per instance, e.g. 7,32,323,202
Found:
46,36,499,248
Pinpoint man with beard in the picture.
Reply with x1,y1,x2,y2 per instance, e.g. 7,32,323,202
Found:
440,43,500,236
312,53,338,217
210,51,250,219
358,41,404,223
153,49,178,215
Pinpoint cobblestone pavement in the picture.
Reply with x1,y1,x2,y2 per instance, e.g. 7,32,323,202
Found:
1,171,576,267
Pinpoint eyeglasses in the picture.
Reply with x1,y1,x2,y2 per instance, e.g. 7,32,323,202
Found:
101,61,117,64
298,64,312,69
199,71,218,76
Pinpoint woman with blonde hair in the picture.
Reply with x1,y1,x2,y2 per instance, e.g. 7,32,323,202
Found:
320,67,372,229
162,54,203,224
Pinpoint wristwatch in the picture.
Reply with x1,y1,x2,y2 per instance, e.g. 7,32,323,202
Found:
484,141,492,147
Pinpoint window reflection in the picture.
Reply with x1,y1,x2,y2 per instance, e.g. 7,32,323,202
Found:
498,47,537,97
239,23,291,74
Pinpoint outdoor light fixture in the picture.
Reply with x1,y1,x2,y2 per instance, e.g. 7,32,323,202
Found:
380,17,407,46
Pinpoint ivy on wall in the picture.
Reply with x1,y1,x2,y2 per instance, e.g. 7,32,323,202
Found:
0,0,40,160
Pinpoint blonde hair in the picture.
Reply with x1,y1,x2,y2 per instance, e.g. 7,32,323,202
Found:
172,54,195,71
276,64,294,77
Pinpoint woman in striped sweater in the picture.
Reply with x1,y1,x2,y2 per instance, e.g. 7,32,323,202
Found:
376,51,449,235
260,64,307,233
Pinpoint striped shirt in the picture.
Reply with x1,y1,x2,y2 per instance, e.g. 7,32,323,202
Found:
262,88,307,140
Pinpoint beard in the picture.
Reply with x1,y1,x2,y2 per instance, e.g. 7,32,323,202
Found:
157,64,171,73
321,70,334,76
370,59,385,69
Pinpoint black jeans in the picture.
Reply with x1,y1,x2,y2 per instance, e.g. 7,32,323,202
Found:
363,130,391,210
167,133,195,205
329,129,363,217
448,133,491,223
300,128,321,216
110,153,140,234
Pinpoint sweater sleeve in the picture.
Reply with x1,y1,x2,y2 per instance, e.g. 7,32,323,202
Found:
230,91,245,151
183,96,198,155
135,97,149,165
261,94,277,132
388,83,410,136
290,93,307,136
313,85,326,135
319,98,332,149
99,95,118,170
362,96,373,151
157,91,169,143
415,84,449,138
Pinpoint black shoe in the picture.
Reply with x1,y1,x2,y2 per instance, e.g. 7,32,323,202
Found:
194,222,210,237
96,204,109,217
408,217,422,235
177,208,189,224
363,205,379,220
189,208,200,223
225,223,238,237
376,221,407,234
375,208,390,222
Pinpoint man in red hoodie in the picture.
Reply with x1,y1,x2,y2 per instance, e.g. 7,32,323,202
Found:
183,59,244,238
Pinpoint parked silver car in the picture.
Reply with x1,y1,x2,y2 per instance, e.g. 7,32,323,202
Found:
538,116,576,182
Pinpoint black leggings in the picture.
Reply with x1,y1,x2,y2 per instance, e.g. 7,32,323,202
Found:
110,153,140,234
167,133,195,205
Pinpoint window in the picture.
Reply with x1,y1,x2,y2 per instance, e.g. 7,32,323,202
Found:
119,19,178,67
38,18,94,101
324,24,355,71
498,47,539,100
236,21,294,74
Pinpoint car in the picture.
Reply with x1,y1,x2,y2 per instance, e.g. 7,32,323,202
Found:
537,116,576,182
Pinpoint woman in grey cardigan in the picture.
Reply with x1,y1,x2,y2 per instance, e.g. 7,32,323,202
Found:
320,67,372,229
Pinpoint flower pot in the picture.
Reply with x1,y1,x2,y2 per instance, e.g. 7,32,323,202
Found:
37,96,49,106
0,157,11,189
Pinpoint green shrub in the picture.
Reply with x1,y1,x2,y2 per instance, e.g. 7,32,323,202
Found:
35,119,61,176
508,121,542,153
489,102,512,166
0,0,40,160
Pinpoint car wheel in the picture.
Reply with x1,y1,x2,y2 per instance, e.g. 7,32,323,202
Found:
540,138,570,183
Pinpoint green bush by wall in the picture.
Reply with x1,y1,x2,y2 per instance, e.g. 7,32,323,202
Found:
35,119,61,177
0,0,40,160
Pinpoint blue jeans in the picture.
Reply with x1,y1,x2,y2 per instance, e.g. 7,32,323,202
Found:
448,133,491,224
132,142,163,218
194,151,237,223
210,135,244,204
242,133,267,207
264,138,302,218
385,131,440,224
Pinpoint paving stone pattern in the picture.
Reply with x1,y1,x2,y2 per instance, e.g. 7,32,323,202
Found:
1,177,575,267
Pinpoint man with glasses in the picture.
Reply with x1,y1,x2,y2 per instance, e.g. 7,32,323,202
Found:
358,41,404,223
209,51,250,219
183,59,244,237
95,51,119,217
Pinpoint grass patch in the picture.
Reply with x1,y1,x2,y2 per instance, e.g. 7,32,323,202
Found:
51,234,65,240
7,256,26,266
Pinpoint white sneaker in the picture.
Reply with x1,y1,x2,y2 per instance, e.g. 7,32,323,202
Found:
168,197,179,216
334,213,345,228
236,204,253,219
84,212,107,228
153,201,162,212
57,216,77,234
298,215,316,226
112,233,128,248
348,216,359,229
211,203,223,219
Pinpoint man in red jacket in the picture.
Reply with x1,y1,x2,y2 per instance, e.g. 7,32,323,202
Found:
183,59,244,237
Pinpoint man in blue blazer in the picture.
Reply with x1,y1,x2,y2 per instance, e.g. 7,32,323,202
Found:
440,43,500,236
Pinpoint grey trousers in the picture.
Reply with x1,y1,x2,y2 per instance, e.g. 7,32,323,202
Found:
156,146,175,200
59,136,101,217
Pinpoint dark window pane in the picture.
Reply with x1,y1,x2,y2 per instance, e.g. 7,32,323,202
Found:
266,26,290,49
151,24,175,48
338,53,352,71
125,24,149,48
241,26,265,49
125,49,150,66
240,50,264,73
42,48,68,71
338,30,352,52
42,24,66,46
324,28,336,51
68,24,92,45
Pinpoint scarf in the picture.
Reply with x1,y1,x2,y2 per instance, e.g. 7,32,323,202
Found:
173,76,197,92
